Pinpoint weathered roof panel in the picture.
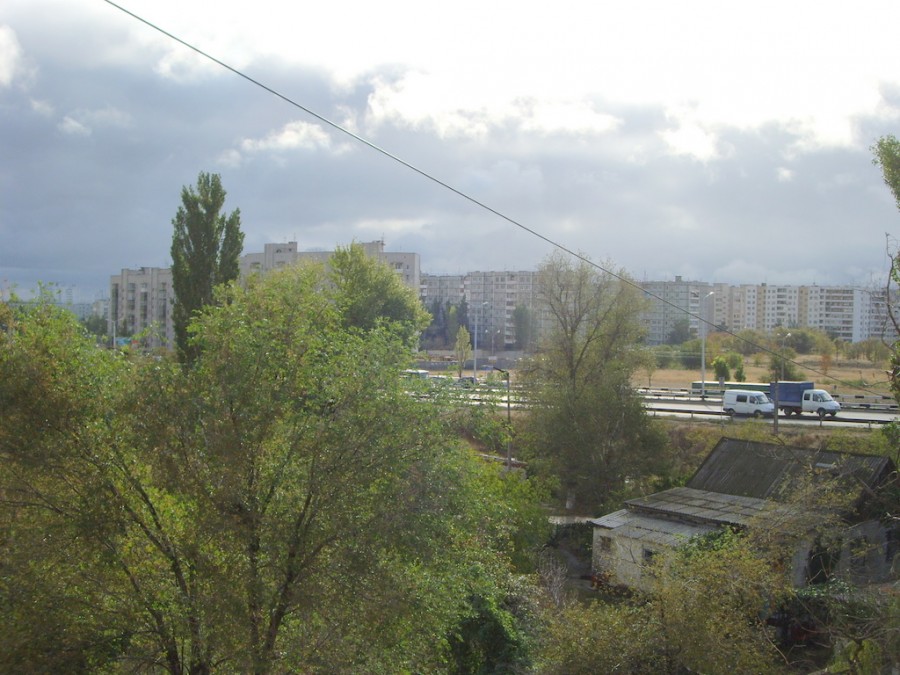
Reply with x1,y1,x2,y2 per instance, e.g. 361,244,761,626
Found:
592,508,719,547
686,438,894,500
624,486,789,527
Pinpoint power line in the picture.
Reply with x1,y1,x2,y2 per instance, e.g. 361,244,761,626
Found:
100,0,890,397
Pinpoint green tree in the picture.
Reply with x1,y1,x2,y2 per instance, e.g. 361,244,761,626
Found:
80,313,108,341
666,317,692,345
536,531,792,674
769,347,802,381
512,303,533,351
647,531,793,673
457,297,469,338
446,303,460,346
520,252,668,513
711,355,730,382
872,136,900,403
455,325,472,379
0,269,534,673
170,171,244,364
329,242,430,347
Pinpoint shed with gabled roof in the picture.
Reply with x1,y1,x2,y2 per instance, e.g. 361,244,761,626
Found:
591,438,897,592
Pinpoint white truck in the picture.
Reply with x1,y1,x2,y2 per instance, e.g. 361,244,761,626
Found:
769,381,840,418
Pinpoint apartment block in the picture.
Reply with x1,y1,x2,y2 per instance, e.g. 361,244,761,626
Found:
109,266,174,350
421,270,541,349
111,241,419,351
640,278,897,344
639,276,714,345
239,240,420,290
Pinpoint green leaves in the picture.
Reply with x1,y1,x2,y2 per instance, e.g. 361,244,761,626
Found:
1,265,534,673
520,252,667,513
171,171,245,364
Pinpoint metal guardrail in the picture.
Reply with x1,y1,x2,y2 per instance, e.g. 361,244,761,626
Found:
411,382,897,426
636,387,899,412
645,406,894,427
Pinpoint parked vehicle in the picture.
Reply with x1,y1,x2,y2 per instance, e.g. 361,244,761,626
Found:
769,381,840,418
722,390,775,418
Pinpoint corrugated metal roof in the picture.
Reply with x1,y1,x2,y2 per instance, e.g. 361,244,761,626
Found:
686,438,894,500
623,486,794,527
591,439,895,550
591,507,719,547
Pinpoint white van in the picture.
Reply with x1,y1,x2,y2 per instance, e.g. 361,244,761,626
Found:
722,390,775,418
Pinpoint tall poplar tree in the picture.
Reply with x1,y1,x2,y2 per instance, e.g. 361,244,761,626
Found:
171,171,244,363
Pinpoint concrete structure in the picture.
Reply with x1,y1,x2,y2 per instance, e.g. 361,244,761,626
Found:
591,438,898,593
108,243,897,352
109,266,174,350
638,276,714,345
240,240,421,291
421,270,542,350
110,241,419,351
640,278,897,345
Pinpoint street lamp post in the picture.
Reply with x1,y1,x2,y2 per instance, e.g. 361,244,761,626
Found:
700,291,714,399
780,332,792,381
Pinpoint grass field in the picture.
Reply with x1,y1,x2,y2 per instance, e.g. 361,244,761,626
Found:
634,355,893,398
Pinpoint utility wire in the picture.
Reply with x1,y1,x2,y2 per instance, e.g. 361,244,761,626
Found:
102,0,891,397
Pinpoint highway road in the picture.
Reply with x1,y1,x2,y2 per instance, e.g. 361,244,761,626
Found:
643,397,898,428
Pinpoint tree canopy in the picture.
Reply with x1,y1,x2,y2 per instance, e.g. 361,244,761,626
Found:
873,135,900,404
520,252,668,513
328,242,430,346
170,171,244,364
0,264,539,673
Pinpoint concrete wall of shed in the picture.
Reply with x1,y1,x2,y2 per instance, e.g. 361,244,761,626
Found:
592,529,656,592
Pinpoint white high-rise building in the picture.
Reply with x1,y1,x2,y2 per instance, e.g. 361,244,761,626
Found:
640,278,897,344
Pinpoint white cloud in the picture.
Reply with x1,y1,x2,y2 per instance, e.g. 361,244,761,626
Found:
58,116,90,136
55,106,132,136
240,120,334,153
517,100,621,136
660,120,720,162
30,98,53,116
0,25,23,87
351,216,428,235
776,167,794,183
217,148,242,168
83,106,132,129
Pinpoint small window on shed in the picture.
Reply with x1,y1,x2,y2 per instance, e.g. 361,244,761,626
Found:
642,548,656,564
597,535,612,553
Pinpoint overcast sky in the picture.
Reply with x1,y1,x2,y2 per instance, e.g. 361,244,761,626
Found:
3,0,900,301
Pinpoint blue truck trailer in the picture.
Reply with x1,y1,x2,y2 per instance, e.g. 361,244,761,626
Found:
769,381,841,418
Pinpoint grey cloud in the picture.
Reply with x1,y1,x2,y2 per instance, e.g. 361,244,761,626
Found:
2,4,899,303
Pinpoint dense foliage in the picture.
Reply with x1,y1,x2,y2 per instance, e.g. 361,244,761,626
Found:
0,264,543,673
520,252,668,513
170,171,244,364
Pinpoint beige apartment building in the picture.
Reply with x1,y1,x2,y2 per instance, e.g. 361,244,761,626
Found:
109,266,174,350
110,240,895,353
240,240,420,290
641,278,896,345
110,241,420,351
